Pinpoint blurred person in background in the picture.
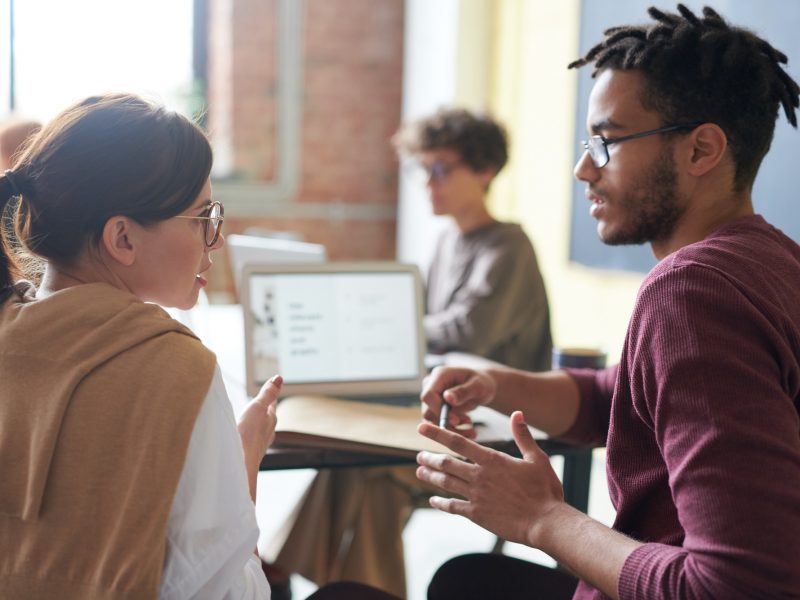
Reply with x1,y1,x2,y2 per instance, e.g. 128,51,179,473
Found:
395,107,552,372
266,109,553,599
0,119,41,171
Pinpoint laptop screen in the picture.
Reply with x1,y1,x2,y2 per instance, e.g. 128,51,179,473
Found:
242,263,425,398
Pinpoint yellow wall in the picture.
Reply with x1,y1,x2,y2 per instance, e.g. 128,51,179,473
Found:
456,0,645,361
454,1,493,108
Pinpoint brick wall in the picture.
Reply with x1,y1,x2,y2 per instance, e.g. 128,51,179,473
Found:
206,0,404,301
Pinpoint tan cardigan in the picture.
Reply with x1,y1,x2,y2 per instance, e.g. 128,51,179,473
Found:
0,282,216,599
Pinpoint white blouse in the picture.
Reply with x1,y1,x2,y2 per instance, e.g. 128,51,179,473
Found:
159,365,271,600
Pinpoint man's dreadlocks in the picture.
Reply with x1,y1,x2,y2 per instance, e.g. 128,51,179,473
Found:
569,4,799,191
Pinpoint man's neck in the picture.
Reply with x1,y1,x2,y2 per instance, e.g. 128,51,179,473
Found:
651,193,754,260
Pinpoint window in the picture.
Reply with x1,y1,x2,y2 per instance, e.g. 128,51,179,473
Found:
1,0,196,121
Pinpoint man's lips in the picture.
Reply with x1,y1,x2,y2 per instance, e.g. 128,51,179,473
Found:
585,190,606,218
585,188,605,204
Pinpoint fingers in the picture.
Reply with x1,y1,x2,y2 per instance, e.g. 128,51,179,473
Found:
510,411,546,462
420,370,449,417
254,374,282,408
238,374,282,454
424,408,477,438
417,450,474,481
443,412,479,439
428,495,472,517
420,368,494,434
416,450,476,498
442,373,494,409
418,422,490,463
416,464,472,498
421,367,477,410
266,399,278,427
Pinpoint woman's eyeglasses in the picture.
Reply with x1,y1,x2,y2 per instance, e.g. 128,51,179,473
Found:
175,201,225,247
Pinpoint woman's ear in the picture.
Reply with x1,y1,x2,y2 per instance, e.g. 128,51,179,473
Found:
101,216,137,267
685,123,728,177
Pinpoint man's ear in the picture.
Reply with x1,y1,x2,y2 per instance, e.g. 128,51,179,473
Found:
685,123,728,177
101,216,137,267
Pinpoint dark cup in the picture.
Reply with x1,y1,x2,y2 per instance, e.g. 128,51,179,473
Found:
552,347,607,370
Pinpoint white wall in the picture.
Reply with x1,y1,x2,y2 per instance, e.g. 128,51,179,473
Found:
395,0,460,275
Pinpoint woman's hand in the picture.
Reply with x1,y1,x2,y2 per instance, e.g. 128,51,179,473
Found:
237,374,282,502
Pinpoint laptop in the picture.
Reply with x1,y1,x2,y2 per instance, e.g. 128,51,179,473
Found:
227,233,326,294
241,262,426,405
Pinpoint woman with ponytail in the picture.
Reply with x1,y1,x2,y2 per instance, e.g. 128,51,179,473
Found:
0,94,280,599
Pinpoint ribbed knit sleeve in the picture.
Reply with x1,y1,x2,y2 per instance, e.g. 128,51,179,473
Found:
614,260,800,599
557,365,618,447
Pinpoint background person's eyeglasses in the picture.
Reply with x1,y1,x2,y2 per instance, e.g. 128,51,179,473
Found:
581,122,702,168
404,159,463,184
175,200,225,247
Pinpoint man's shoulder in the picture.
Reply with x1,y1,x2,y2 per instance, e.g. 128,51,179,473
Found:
681,214,797,261
652,216,798,279
638,215,800,320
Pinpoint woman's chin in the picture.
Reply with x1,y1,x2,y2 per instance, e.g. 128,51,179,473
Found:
165,291,200,312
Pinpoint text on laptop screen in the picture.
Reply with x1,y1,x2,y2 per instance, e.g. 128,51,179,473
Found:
248,271,421,386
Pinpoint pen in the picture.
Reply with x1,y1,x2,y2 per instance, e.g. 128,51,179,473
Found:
439,402,450,428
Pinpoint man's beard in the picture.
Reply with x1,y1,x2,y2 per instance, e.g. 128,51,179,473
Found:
601,151,685,247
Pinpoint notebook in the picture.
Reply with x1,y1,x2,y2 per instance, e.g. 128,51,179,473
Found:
226,233,326,294
241,262,426,404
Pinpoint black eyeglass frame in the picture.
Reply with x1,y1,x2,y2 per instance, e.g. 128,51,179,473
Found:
581,122,703,169
174,200,225,247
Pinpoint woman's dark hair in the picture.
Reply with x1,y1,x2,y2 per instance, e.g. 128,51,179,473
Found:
0,93,213,290
392,107,509,175
568,3,799,192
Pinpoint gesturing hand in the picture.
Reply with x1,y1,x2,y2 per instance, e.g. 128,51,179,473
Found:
416,410,564,548
237,375,282,500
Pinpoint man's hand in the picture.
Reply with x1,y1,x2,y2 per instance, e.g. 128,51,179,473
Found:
237,374,282,501
420,366,497,438
416,410,564,547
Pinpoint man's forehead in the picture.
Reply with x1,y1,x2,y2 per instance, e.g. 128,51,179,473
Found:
586,69,655,131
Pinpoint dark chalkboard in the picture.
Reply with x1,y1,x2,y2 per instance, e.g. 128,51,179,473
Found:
570,0,800,273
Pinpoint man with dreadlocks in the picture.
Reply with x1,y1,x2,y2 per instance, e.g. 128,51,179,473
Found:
414,4,800,599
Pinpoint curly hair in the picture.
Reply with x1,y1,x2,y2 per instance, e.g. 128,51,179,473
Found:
569,3,799,192
392,107,509,174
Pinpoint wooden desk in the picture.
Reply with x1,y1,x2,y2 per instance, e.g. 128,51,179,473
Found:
195,303,593,514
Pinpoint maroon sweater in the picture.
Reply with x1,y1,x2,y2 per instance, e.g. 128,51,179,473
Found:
563,215,800,599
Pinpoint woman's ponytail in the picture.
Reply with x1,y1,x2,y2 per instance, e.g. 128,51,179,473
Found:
0,171,21,290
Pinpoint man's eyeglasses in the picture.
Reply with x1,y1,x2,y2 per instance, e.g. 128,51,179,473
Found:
175,200,225,247
581,123,702,169
405,160,463,184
